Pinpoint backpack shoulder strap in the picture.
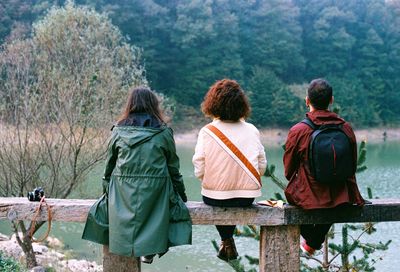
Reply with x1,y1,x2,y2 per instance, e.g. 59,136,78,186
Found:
301,117,318,130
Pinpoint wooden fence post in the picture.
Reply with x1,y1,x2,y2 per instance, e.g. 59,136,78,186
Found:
103,246,141,272
259,225,300,272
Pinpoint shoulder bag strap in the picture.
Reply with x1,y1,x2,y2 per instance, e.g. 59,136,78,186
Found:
206,124,262,186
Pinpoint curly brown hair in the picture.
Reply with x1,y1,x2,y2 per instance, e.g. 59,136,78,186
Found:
201,79,250,121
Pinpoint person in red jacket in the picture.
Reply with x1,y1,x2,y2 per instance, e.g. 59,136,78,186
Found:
283,78,365,255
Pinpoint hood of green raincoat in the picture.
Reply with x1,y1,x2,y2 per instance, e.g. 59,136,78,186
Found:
113,126,165,148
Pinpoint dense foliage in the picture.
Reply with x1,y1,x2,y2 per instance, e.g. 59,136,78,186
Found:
0,251,24,272
1,0,399,127
0,1,147,198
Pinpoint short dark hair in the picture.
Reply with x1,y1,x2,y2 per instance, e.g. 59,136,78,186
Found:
201,79,250,121
307,78,333,110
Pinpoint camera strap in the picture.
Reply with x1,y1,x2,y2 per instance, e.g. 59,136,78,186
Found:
29,196,52,243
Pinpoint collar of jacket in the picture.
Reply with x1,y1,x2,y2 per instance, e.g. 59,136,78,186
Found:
306,110,345,126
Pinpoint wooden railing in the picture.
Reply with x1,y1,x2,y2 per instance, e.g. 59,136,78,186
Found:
1,198,400,271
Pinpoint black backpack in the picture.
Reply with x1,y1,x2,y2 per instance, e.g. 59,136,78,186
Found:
301,117,354,185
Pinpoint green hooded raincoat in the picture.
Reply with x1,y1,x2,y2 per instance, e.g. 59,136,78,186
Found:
85,125,192,257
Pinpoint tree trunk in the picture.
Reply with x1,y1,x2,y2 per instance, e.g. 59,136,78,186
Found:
23,233,38,268
12,221,38,268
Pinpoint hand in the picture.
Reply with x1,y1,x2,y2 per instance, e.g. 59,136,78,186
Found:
179,191,188,203
102,179,109,195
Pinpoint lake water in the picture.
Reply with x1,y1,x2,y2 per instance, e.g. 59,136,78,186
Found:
1,141,400,271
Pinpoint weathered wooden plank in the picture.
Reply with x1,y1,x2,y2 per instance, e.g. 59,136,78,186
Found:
103,246,140,272
186,201,284,225
0,198,94,222
0,198,285,225
3,197,400,272
259,225,300,272
284,199,400,224
2,198,400,225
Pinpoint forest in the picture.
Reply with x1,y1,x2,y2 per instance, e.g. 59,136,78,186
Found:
1,0,399,128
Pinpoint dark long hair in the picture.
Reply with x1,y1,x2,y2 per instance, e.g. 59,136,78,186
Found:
117,87,165,124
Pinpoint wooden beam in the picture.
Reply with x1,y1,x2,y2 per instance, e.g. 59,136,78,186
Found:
259,225,300,272
283,199,400,224
103,246,140,272
186,201,284,225
0,198,285,225
2,198,400,225
0,198,93,222
3,197,400,272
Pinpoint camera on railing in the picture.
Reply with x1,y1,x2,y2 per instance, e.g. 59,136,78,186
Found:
27,187,44,202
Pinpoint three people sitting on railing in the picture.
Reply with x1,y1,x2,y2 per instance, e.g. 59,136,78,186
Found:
82,78,365,264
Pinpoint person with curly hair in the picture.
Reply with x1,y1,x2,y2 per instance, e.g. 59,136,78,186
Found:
192,79,267,261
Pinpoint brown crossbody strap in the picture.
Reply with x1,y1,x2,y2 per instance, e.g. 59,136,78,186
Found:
206,124,262,186
29,196,52,243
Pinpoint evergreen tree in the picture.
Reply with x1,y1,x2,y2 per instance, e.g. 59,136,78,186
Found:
327,76,379,126
247,67,303,127
295,0,357,78
171,0,244,106
379,0,400,124
79,0,178,96
236,0,304,82
1,0,399,127
349,1,389,125
0,0,58,42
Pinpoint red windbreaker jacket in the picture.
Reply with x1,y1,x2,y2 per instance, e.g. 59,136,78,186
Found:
283,110,365,209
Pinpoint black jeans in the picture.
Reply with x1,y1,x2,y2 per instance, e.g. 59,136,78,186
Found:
300,224,332,249
203,196,254,240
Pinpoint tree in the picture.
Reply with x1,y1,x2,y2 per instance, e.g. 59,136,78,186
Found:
0,38,46,268
0,0,57,42
327,76,379,126
171,0,244,106
81,0,400,126
247,67,303,127
295,0,357,79
237,0,304,83
31,0,146,197
384,0,400,125
1,0,400,127
0,1,146,268
83,0,179,96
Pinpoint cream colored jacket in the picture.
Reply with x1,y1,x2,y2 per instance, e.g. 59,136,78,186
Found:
192,119,267,199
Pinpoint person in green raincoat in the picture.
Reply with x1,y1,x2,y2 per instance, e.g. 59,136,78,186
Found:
82,87,192,264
